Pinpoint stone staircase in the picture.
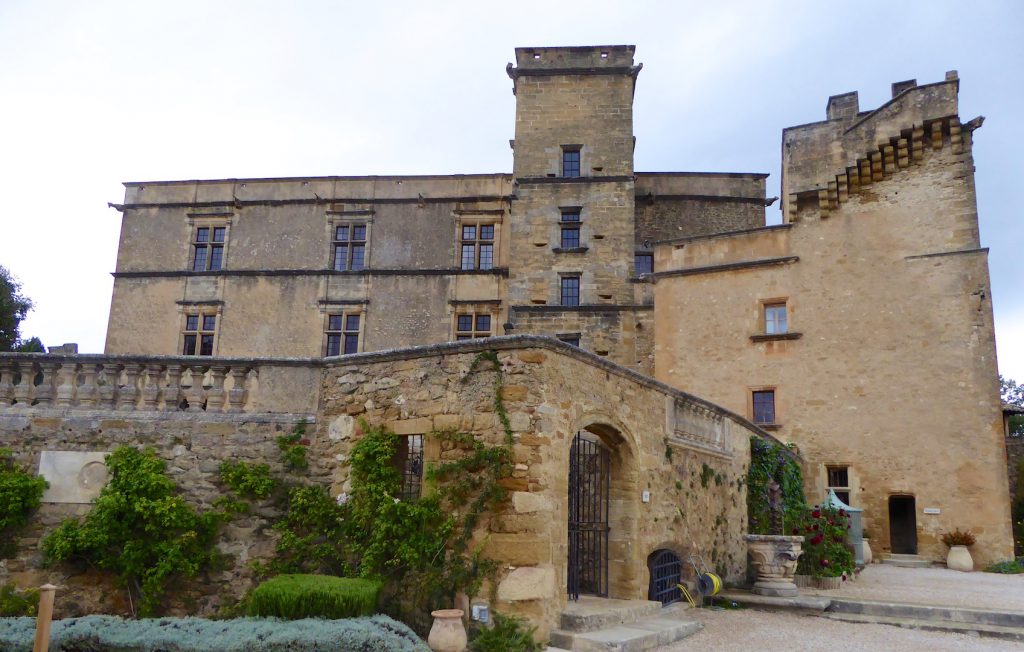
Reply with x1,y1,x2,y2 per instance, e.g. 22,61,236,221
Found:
880,553,932,568
825,598,1024,642
547,597,702,652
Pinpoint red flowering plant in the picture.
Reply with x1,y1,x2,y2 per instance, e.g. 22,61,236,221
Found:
795,504,856,578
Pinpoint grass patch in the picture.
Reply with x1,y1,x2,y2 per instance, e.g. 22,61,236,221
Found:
984,557,1024,574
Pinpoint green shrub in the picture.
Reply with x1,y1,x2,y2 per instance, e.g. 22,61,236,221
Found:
41,446,224,616
0,447,48,556
0,614,428,651
469,613,542,652
984,557,1024,574
795,503,856,579
278,422,310,471
260,485,349,576
0,584,38,617
218,461,275,499
245,574,382,619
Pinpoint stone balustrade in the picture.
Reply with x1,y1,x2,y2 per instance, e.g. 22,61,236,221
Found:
0,354,321,415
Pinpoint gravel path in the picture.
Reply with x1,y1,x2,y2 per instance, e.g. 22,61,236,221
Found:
661,608,1024,651
801,564,1024,611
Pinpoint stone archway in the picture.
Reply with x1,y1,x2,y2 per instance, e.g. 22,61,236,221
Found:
565,422,640,601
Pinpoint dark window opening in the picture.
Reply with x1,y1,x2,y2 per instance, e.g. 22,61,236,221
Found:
561,226,581,249
333,223,367,271
460,223,495,270
560,276,581,307
455,312,492,340
182,313,216,356
326,313,361,356
635,253,653,275
562,149,581,178
192,226,226,271
752,390,775,424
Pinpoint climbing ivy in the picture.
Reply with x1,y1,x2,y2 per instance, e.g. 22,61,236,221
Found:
0,447,48,557
747,437,806,535
42,446,224,616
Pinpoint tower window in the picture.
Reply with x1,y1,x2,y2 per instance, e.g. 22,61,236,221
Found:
182,313,217,356
560,276,581,306
562,148,581,178
333,223,367,271
764,302,788,334
460,223,495,270
455,312,492,340
635,253,653,275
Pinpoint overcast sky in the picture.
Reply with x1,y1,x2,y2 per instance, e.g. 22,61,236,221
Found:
1,0,1021,380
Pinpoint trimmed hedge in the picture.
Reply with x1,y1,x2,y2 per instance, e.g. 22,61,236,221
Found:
246,574,383,620
0,615,428,652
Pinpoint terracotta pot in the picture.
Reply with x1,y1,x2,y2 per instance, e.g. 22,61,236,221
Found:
427,609,467,652
745,534,804,597
946,545,973,572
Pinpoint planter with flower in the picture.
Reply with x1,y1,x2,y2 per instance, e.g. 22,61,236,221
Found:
942,529,976,572
795,504,856,589
745,438,806,597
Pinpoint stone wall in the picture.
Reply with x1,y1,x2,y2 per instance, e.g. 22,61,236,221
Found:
652,79,1013,566
0,337,770,637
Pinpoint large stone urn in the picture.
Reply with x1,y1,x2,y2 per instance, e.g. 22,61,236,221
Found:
427,609,467,652
745,534,804,597
946,545,973,572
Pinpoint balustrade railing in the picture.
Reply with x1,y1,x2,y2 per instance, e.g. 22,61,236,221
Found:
0,356,259,413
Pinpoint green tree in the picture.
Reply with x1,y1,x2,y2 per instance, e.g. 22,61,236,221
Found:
0,266,42,352
1002,376,1024,437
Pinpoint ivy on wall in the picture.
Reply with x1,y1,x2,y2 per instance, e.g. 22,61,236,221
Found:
0,447,47,558
747,436,806,535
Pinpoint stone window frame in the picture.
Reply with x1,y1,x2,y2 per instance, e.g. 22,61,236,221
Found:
827,465,853,506
456,218,499,271
185,213,232,272
749,386,779,429
553,206,588,254
750,297,802,343
323,308,365,356
451,302,498,341
634,251,653,276
762,298,788,335
178,305,222,356
559,273,582,307
562,145,582,178
329,217,371,272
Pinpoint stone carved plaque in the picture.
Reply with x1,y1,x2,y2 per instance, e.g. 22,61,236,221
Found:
39,451,111,503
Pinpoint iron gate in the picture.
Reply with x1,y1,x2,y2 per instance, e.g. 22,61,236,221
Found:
647,549,682,605
567,432,610,600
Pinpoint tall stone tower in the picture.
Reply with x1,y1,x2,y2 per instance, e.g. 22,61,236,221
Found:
505,46,645,366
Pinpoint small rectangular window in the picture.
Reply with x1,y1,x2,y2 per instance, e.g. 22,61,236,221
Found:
635,253,653,275
455,311,493,340
561,210,580,223
765,303,788,335
561,226,580,249
182,312,217,356
333,223,367,271
562,148,581,178
827,466,851,506
460,222,496,270
752,390,776,425
326,313,361,356
558,334,581,347
192,226,227,271
560,276,581,307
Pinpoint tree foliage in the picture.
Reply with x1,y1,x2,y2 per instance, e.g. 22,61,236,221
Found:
0,266,41,352
1002,376,1024,438
0,447,48,557
747,437,806,535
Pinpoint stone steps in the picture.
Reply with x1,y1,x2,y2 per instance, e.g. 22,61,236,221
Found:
829,598,1024,629
880,554,932,568
824,612,1024,642
548,599,702,652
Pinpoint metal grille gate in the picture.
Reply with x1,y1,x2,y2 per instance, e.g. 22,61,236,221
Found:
567,432,610,600
647,550,682,605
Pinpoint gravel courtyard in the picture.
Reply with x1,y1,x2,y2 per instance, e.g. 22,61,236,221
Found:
801,564,1024,611
669,608,1024,651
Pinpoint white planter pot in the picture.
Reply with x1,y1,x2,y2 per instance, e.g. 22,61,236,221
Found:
946,545,973,572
